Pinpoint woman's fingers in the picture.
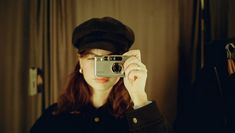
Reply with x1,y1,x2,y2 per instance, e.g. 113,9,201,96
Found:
123,50,141,61
123,58,147,81
125,65,147,81
124,56,145,70
122,50,147,80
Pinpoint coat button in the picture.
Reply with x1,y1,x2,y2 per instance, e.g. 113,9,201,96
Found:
132,117,138,124
94,117,100,123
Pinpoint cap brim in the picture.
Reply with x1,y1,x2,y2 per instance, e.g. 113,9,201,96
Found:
78,41,123,54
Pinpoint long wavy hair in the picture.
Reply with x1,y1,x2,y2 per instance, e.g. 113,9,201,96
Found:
54,50,133,118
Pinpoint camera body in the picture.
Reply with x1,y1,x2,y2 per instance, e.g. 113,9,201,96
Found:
94,55,128,77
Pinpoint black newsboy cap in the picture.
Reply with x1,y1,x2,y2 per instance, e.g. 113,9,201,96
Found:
72,17,135,54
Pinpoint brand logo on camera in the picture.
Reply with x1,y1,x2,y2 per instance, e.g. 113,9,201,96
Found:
94,55,128,77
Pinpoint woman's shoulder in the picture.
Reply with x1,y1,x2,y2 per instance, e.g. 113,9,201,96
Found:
42,103,58,116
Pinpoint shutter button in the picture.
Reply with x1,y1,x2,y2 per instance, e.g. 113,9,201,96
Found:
94,117,100,123
132,117,138,124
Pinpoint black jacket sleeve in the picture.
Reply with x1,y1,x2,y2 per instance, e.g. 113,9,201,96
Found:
125,101,174,133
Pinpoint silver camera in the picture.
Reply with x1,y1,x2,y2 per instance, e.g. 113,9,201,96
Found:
94,55,128,77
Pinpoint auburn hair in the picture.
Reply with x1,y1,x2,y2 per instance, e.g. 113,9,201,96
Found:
55,50,133,117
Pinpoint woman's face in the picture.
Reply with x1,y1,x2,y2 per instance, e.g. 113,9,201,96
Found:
79,49,120,93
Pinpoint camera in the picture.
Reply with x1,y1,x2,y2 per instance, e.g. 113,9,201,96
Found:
94,55,128,77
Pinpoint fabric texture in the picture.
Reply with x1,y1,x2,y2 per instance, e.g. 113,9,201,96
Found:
72,17,134,54
30,101,173,133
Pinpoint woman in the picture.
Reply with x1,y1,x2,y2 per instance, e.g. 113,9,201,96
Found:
30,17,172,133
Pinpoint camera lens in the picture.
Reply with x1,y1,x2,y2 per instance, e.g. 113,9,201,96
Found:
112,63,122,73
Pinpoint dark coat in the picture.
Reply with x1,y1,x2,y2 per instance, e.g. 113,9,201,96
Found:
30,101,173,133
188,39,235,133
174,39,235,133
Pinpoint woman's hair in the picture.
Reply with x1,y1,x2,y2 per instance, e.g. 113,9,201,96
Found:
54,50,133,117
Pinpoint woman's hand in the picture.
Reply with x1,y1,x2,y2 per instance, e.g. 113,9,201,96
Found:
123,50,149,107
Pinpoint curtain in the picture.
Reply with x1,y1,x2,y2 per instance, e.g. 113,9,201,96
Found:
0,0,28,133
207,0,235,40
174,0,196,124
228,0,235,37
0,0,77,133
27,0,77,132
